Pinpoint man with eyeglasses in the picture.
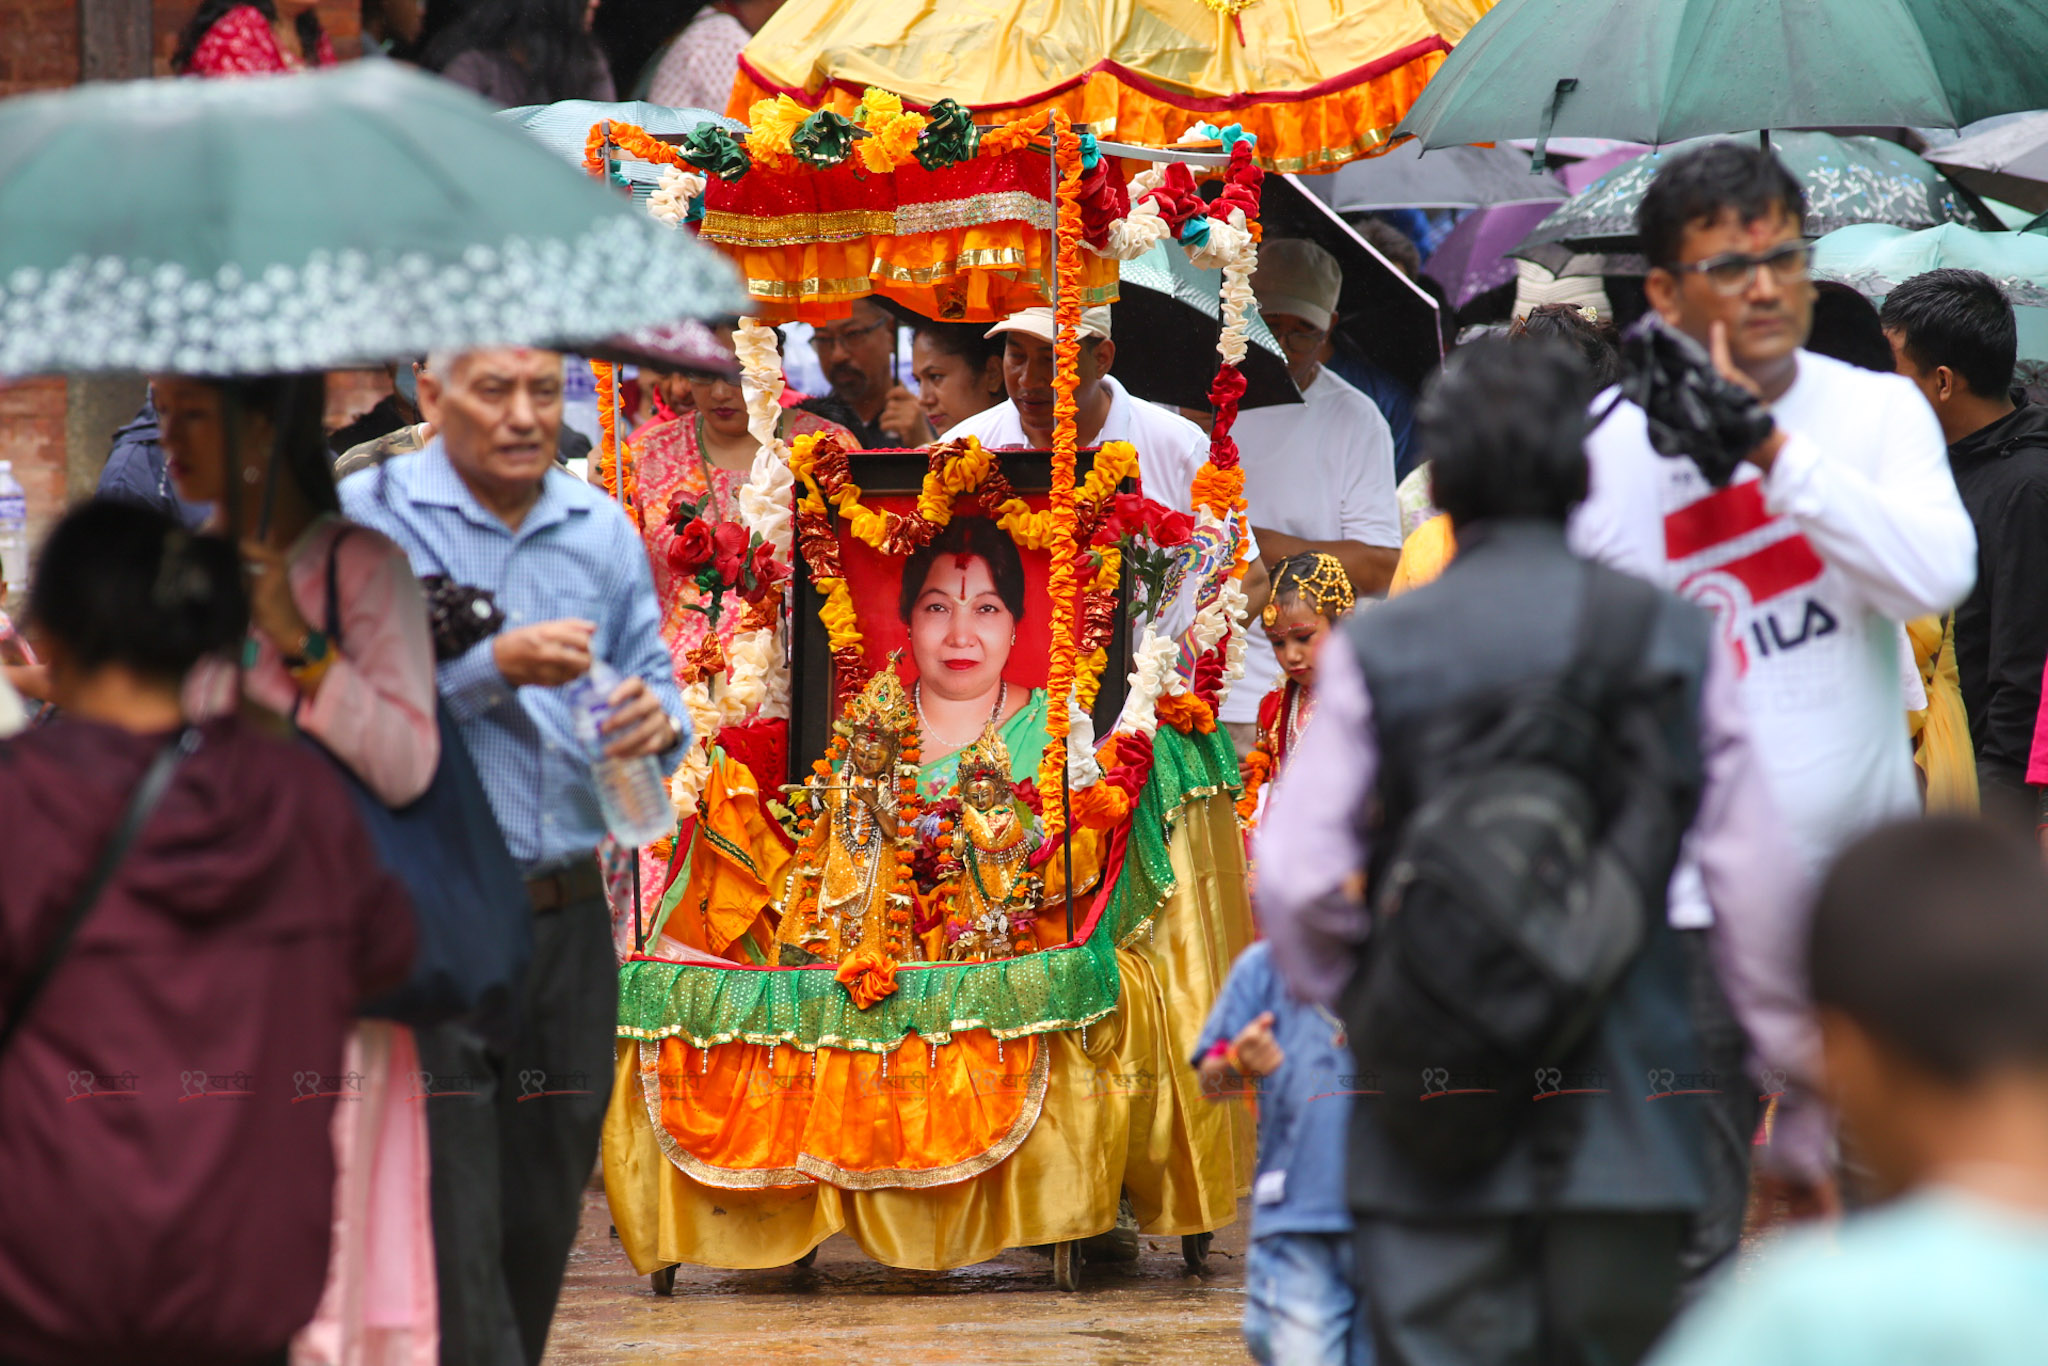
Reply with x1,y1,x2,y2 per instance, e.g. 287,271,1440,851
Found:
807,298,929,447
1224,238,1403,753
1571,141,1976,1293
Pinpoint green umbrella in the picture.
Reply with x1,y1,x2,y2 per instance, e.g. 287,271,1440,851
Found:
1811,221,2048,366
0,63,742,377
1516,133,1995,263
1112,242,1298,411
1397,0,2048,152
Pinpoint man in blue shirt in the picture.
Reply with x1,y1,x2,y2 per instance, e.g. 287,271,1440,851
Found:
342,346,687,1366
1197,942,1370,1366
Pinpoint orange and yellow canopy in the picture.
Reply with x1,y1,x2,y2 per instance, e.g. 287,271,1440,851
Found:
731,0,1495,174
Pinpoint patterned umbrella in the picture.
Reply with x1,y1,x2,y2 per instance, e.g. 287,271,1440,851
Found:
0,64,742,377
1514,133,1996,260
728,0,1496,174
1813,221,2048,364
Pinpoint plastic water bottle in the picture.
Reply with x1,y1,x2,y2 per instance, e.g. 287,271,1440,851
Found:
566,659,674,847
0,462,26,594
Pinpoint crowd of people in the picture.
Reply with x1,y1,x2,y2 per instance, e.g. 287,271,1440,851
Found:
10,8,2048,1362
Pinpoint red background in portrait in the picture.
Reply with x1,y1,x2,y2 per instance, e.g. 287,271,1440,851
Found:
835,491,1070,711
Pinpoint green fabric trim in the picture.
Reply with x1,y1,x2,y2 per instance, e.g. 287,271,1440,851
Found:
617,725,1243,1051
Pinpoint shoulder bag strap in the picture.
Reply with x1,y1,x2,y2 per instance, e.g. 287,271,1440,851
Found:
0,727,199,1061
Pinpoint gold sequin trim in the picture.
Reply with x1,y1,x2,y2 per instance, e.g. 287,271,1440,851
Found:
701,208,895,245
892,192,1053,236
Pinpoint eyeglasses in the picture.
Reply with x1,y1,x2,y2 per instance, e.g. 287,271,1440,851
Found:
810,318,890,354
1673,241,1811,295
1268,323,1329,355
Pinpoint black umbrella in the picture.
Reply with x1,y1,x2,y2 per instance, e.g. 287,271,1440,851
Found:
1109,243,1301,412
1258,174,1445,392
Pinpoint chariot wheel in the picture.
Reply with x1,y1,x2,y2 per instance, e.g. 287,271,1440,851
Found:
1051,1240,1081,1291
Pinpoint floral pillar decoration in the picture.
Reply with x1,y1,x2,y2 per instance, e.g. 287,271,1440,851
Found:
1035,108,1085,848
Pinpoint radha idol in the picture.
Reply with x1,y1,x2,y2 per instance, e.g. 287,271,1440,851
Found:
774,668,923,966
934,726,1043,962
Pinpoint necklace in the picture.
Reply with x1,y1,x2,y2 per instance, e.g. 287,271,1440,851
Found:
914,679,1007,751
1284,683,1314,758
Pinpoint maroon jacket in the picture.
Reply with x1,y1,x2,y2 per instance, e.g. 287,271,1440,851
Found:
0,717,414,1366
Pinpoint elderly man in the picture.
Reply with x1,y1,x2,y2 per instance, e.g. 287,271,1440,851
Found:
808,297,927,447
947,305,1271,634
340,346,687,1366
1225,238,1403,750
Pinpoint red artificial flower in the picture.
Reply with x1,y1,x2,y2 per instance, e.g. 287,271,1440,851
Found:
711,522,751,585
745,539,781,594
668,518,715,573
1154,508,1194,546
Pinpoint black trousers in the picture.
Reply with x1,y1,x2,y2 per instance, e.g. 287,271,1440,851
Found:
1354,1212,1688,1366
416,892,618,1366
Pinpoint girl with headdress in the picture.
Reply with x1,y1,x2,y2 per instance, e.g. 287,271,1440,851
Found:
1238,552,1355,826
774,667,924,965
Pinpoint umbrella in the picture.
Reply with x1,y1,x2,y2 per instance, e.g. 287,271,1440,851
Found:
1555,144,1649,195
1260,173,1445,391
0,63,742,377
1424,201,1562,308
501,98,738,204
729,0,1494,174
1515,133,1995,261
1812,221,2048,360
1397,0,2048,152
1927,112,2048,215
1312,141,1567,213
1113,243,1300,412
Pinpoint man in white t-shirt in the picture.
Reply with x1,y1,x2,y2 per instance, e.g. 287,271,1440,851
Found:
947,306,1270,641
1225,239,1403,742
1570,141,1976,1288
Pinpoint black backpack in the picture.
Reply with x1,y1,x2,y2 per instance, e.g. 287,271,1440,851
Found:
1343,564,1692,1183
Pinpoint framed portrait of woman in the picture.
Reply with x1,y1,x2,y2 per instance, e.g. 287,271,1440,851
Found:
790,448,1133,805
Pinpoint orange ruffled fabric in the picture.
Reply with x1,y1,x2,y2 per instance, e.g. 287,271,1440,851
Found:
655,754,790,961
834,949,900,1009
729,50,1450,175
642,1030,1044,1189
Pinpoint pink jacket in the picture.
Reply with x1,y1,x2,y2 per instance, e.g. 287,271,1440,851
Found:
192,517,438,805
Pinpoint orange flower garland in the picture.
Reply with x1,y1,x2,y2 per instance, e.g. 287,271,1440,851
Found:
1235,745,1274,825
1034,109,1086,847
582,122,689,178
592,359,628,511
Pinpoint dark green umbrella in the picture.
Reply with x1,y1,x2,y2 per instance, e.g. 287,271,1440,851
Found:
1398,0,2048,153
1515,132,1995,262
0,63,741,377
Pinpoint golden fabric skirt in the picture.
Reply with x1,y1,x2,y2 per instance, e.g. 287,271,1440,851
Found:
603,793,1255,1271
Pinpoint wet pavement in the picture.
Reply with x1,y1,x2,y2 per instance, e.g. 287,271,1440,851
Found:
544,1189,1255,1365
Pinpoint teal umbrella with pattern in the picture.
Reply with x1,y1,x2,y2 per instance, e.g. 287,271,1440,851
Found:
0,63,742,377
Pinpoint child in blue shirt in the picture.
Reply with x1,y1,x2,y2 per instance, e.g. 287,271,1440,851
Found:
1196,941,1371,1366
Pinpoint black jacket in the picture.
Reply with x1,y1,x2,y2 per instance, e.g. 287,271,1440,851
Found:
1948,403,2048,800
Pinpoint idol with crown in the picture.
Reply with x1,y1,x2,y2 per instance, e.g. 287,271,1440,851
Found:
928,725,1044,962
774,663,924,966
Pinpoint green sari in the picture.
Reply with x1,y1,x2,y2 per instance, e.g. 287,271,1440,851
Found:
917,687,1051,801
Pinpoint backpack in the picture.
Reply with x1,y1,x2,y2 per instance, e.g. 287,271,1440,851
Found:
1342,564,1690,1183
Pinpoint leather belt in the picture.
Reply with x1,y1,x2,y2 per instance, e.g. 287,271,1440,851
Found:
525,856,604,914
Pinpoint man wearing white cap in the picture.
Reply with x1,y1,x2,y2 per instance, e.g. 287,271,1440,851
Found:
948,304,1270,636
1223,238,1403,747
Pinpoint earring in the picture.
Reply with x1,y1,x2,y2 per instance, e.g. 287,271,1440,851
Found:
1010,633,1018,645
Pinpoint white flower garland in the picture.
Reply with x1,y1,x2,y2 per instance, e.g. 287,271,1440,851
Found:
666,317,795,818
647,165,706,229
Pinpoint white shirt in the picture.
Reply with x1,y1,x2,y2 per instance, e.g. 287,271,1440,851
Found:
1571,349,1976,925
646,6,750,114
949,374,1251,642
1226,367,1402,723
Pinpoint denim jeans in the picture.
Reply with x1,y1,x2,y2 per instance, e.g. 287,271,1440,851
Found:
1244,1231,1372,1366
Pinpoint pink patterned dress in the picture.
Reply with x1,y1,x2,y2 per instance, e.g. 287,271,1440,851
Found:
186,5,337,75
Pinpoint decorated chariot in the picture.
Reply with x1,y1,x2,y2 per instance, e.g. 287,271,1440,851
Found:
583,94,1274,1289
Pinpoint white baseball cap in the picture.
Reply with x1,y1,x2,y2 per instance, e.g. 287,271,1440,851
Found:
984,305,1114,344
1251,238,1343,332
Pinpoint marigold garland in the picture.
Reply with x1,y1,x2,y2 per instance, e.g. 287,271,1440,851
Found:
1035,109,1087,847
583,122,689,179
592,359,626,510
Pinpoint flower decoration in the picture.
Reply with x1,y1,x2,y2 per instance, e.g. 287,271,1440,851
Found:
745,94,810,172
914,98,980,170
679,124,751,181
855,89,927,174
1034,109,1086,846
647,163,706,227
791,108,859,169
834,948,900,1009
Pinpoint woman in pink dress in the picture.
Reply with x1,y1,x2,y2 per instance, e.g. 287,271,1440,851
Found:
156,372,439,1366
175,0,336,76
592,360,853,952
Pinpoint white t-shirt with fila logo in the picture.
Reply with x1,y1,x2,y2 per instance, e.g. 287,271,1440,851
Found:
1572,349,1977,925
